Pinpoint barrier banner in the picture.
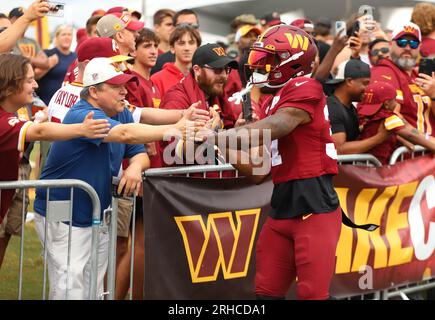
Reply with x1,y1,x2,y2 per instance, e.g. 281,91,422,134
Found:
332,155,435,296
142,155,435,299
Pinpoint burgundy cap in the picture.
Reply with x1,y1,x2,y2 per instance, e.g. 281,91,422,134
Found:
76,28,88,47
111,11,144,31
107,6,142,20
105,73,137,85
358,82,397,116
77,37,120,62
290,19,314,30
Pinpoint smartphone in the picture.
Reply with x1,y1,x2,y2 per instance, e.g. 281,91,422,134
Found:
419,58,435,76
335,21,346,36
242,93,253,122
347,20,360,38
358,5,374,31
45,1,65,17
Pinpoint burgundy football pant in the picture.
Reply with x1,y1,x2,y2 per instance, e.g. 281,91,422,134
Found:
255,207,341,300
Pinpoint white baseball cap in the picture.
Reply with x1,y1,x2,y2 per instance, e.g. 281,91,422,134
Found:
83,57,136,87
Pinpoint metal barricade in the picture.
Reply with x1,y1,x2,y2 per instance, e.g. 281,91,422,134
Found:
105,166,238,300
337,154,382,167
389,145,427,165
0,179,101,300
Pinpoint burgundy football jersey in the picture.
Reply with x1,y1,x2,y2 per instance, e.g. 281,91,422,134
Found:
0,109,31,222
264,77,338,184
371,59,434,136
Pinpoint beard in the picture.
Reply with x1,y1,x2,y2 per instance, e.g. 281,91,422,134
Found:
391,51,417,71
197,70,227,97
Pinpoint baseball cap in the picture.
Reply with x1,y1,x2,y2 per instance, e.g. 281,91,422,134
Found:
8,7,24,19
83,57,137,87
192,43,238,69
106,6,142,20
358,82,397,116
325,59,371,85
235,25,262,42
96,14,126,37
231,14,258,29
111,12,144,31
260,12,282,27
76,28,88,47
77,37,133,63
392,22,421,41
290,19,314,30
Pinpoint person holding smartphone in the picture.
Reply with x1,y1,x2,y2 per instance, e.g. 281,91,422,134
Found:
371,22,435,137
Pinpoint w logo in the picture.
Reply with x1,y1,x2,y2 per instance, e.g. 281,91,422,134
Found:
175,209,261,283
212,47,226,56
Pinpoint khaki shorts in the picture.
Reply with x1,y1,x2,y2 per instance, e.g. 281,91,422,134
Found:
0,163,31,238
117,198,133,238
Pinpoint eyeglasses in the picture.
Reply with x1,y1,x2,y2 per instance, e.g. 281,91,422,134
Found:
203,65,232,75
176,22,199,29
395,38,420,49
370,47,389,56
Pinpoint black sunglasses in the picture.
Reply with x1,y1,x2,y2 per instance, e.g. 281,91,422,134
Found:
370,47,389,56
203,65,232,75
396,38,420,49
176,22,199,29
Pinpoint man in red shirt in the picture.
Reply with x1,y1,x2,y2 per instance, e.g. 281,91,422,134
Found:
198,25,341,300
160,43,238,130
0,53,110,267
371,22,435,136
151,24,201,96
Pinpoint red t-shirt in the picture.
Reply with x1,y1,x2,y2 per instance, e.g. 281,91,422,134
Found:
421,37,435,58
358,108,406,165
130,70,161,109
263,77,338,184
129,70,163,168
150,63,185,96
0,109,32,223
371,58,435,136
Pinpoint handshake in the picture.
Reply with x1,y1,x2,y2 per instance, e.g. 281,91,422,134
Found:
175,101,222,144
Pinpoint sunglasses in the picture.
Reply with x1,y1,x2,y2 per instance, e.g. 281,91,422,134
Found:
396,38,420,49
203,65,232,75
176,22,199,29
370,47,389,56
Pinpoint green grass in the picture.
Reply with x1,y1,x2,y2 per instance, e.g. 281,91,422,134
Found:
0,221,46,300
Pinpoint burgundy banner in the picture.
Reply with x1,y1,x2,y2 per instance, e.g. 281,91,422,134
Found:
142,155,435,299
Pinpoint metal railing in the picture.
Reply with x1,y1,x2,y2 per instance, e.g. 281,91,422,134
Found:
0,179,101,300
337,154,382,167
389,145,427,165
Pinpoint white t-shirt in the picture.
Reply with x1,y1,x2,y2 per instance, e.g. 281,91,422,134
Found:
48,82,83,123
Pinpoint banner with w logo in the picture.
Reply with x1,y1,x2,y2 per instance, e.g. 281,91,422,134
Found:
143,155,435,299
142,176,272,299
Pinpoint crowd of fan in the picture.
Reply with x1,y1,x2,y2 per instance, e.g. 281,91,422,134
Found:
1,0,435,300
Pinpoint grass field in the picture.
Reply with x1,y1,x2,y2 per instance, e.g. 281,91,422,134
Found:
0,222,46,300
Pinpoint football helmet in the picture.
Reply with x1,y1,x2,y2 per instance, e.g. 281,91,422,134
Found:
246,24,317,88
